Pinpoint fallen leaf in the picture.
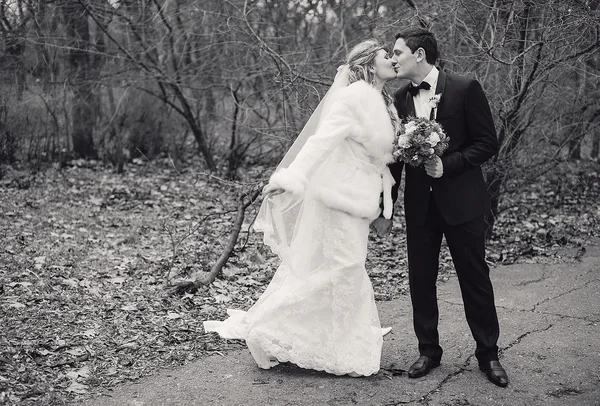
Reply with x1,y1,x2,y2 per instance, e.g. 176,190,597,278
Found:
65,347,86,357
7,302,26,309
6,281,33,288
81,329,97,338
66,365,90,380
89,196,103,206
213,294,232,303
65,381,88,394
61,278,79,288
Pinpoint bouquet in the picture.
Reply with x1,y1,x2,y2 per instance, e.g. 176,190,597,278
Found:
393,117,449,167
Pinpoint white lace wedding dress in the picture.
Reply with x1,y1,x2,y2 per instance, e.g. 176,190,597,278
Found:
204,76,396,377
203,190,387,376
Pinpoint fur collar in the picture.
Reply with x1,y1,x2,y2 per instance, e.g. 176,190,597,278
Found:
337,80,396,165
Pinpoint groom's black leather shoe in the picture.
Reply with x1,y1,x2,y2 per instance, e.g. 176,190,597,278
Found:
479,360,509,387
407,355,440,378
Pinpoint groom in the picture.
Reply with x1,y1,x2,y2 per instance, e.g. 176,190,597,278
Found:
373,28,508,387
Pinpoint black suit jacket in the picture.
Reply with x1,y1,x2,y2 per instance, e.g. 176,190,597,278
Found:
390,71,499,226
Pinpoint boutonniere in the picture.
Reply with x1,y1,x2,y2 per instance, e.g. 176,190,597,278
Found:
427,93,442,109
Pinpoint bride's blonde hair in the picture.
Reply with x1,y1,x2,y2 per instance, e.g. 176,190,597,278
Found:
345,39,397,126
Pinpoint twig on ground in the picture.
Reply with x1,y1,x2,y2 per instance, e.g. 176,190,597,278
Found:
171,185,262,294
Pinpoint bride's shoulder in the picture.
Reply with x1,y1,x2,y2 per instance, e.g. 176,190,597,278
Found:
336,80,383,106
343,80,378,96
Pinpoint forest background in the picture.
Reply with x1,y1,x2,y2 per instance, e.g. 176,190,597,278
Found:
0,0,599,404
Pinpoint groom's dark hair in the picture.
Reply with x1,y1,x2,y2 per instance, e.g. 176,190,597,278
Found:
395,28,438,64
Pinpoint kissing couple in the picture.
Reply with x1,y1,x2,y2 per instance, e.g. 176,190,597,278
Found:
204,28,508,388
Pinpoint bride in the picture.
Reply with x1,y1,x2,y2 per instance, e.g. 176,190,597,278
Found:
204,39,399,377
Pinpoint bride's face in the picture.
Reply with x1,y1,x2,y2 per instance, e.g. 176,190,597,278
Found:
372,49,398,82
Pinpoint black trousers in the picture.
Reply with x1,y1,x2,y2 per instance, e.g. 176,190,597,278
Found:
406,193,500,362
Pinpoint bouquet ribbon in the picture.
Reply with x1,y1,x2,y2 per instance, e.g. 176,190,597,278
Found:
381,167,394,219
354,161,395,219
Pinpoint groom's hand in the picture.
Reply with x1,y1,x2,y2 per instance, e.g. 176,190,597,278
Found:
425,156,443,178
371,217,393,237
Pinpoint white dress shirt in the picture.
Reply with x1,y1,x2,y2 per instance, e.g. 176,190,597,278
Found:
411,67,440,191
412,66,439,119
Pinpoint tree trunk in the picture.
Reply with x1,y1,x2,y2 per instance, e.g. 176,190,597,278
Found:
227,87,241,179
568,134,582,160
569,64,587,160
485,166,503,241
107,86,125,173
169,84,216,170
63,2,97,159
485,1,537,239
4,35,26,100
592,128,600,159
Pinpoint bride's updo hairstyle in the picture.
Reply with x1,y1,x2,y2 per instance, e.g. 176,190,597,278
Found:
346,39,386,86
345,39,397,125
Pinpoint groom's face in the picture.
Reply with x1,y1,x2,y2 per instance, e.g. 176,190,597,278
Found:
392,38,419,80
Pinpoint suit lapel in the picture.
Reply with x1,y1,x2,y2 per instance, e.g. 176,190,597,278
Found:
434,70,448,119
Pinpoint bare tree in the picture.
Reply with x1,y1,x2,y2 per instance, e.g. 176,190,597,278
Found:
62,1,99,158
0,0,29,99
440,0,600,236
1,0,599,238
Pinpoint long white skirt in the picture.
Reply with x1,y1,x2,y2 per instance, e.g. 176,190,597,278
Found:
203,196,385,376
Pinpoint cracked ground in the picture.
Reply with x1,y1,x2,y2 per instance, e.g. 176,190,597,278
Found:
82,241,600,406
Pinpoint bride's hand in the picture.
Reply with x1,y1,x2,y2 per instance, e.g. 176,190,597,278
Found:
262,183,285,198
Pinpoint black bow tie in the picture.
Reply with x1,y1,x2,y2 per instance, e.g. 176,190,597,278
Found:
408,81,431,97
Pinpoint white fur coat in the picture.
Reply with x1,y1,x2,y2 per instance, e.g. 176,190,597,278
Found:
269,80,397,220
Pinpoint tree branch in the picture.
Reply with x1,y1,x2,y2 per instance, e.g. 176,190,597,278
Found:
171,185,262,295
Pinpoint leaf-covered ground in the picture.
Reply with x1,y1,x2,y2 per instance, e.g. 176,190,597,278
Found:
0,159,598,405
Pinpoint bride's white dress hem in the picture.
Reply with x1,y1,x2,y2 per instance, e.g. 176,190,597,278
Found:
203,197,389,377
